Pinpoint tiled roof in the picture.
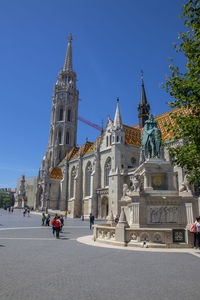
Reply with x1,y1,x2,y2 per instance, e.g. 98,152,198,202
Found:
67,147,80,160
81,141,94,155
50,167,63,180
155,107,189,141
124,125,141,147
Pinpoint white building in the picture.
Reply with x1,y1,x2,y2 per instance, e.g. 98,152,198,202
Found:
36,35,198,219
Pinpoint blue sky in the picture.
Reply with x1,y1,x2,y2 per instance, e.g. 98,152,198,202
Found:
0,0,187,189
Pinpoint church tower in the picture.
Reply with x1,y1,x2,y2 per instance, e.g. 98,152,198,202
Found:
46,34,79,168
138,71,150,129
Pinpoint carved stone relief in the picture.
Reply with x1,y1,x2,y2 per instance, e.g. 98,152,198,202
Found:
147,206,179,224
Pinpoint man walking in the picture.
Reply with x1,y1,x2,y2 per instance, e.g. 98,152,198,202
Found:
89,213,94,230
55,217,61,239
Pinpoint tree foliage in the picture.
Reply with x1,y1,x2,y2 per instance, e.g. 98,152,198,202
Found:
166,0,200,193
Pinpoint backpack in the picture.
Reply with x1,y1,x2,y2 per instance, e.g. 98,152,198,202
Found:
190,223,196,233
55,220,61,228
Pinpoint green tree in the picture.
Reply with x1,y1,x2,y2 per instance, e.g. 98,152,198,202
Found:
165,0,200,193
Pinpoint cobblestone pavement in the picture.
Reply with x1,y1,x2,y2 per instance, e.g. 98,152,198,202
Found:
0,209,200,300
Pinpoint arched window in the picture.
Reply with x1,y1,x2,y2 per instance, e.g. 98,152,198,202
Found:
106,136,108,147
58,130,62,144
50,129,53,145
85,162,92,196
70,167,76,198
110,135,112,145
59,108,63,121
117,136,119,142
66,131,70,144
67,109,71,121
104,157,111,186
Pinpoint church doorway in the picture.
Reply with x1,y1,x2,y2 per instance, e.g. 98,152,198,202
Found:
101,196,109,219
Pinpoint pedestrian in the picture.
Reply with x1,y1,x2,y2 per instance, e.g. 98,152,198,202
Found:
89,213,94,230
115,215,119,224
51,216,56,236
8,207,11,213
23,208,27,217
55,217,61,239
64,210,68,219
60,215,64,232
27,209,30,217
195,217,200,250
46,214,51,226
11,207,14,213
41,213,46,226
190,217,198,248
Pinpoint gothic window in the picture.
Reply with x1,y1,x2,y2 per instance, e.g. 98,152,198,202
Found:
50,129,53,145
66,131,70,144
67,109,71,122
110,135,112,145
117,136,119,142
85,162,92,196
70,167,76,198
106,136,108,147
58,130,62,144
59,108,63,121
104,157,111,187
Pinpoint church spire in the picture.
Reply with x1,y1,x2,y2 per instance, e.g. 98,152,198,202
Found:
138,71,150,129
63,34,73,72
113,98,123,129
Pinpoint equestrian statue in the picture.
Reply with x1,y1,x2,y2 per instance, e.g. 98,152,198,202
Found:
141,114,162,159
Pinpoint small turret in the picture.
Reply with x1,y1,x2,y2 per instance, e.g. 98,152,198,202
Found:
112,98,125,145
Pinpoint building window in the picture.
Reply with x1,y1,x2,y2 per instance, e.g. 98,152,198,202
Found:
59,108,63,121
67,109,71,122
117,136,119,142
110,135,112,145
66,131,70,144
106,136,108,147
58,130,62,144
70,167,76,198
85,162,92,196
104,157,111,186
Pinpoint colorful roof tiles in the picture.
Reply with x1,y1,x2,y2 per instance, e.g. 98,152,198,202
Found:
67,147,80,160
124,125,141,147
155,107,189,141
50,167,63,180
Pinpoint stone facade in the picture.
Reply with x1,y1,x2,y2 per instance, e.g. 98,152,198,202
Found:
35,35,199,230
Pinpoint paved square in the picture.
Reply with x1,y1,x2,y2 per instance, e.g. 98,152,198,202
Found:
0,209,199,300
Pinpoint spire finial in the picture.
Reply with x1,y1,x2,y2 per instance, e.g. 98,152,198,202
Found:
113,97,122,129
63,34,73,72
141,70,144,83
68,33,72,42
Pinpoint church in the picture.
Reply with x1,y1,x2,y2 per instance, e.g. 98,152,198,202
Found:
36,34,197,220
